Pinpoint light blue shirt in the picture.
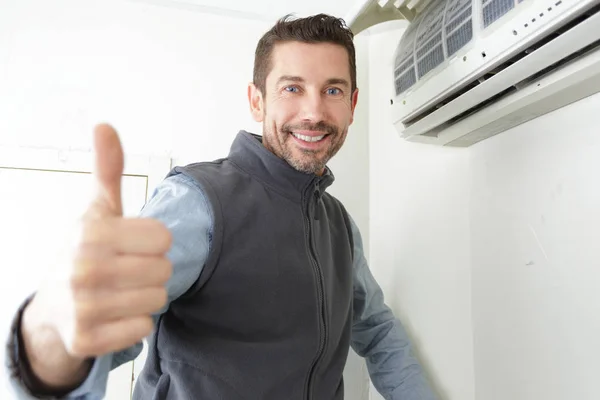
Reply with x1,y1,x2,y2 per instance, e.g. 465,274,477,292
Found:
6,173,437,400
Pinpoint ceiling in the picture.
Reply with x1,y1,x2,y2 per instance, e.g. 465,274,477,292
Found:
130,0,370,24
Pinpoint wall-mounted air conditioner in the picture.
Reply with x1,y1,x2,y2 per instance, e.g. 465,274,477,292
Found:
346,0,600,146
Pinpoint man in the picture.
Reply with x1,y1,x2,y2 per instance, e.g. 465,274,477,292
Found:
6,13,437,400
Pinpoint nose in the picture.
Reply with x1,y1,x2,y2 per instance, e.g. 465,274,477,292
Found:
300,91,327,122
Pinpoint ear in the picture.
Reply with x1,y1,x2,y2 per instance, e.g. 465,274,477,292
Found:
248,83,265,123
349,88,359,125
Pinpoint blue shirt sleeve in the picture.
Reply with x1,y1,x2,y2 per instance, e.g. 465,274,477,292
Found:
348,215,439,400
4,173,214,400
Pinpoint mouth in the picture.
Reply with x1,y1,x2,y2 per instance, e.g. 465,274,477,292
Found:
290,130,329,148
291,132,328,143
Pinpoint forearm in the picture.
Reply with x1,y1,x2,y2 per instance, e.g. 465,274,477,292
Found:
355,315,436,399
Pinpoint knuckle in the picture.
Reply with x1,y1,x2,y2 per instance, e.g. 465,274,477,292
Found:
71,245,114,289
71,257,101,289
74,301,97,323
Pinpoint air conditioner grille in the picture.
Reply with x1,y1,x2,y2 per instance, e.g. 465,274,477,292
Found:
393,0,530,96
393,18,420,93
446,6,472,34
447,22,474,56
396,58,414,77
447,0,472,21
445,0,474,57
483,0,517,27
395,69,418,94
416,1,446,49
417,32,443,58
414,1,447,81
418,45,445,77
394,22,419,75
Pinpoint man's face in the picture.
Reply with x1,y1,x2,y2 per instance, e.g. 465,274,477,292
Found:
248,41,358,175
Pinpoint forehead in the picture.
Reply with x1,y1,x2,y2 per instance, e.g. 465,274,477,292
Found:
267,41,351,84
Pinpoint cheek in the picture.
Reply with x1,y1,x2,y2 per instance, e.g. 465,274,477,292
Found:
331,104,353,125
267,101,297,125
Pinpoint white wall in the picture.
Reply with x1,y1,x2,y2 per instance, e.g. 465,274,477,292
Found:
366,29,475,400
0,0,264,160
0,0,370,398
365,22,600,400
470,92,600,400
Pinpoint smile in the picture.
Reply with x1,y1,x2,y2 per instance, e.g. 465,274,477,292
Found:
292,133,327,142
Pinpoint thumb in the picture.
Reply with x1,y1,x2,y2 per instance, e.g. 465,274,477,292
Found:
89,123,124,218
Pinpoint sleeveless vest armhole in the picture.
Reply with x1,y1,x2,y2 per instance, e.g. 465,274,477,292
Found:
171,165,225,297
194,175,225,291
337,201,355,263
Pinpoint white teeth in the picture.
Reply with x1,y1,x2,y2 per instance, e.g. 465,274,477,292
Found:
292,133,325,142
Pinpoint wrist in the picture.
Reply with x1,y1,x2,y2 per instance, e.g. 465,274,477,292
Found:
10,293,92,397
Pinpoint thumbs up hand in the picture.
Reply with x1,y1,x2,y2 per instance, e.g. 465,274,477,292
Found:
24,124,172,367
60,124,173,357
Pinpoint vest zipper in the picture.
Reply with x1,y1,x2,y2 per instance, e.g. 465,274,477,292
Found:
314,190,322,220
304,182,327,399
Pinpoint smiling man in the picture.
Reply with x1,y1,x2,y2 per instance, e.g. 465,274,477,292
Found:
8,13,438,400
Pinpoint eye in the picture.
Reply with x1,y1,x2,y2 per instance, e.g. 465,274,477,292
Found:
326,87,342,96
284,86,299,93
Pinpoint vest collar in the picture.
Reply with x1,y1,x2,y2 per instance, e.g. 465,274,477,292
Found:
228,130,335,202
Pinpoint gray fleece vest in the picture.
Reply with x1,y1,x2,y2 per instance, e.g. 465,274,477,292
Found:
133,131,355,400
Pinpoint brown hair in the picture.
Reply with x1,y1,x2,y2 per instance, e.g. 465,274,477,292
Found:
253,13,357,96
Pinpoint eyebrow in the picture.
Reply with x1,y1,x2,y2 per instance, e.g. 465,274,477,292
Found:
325,78,351,88
276,75,350,88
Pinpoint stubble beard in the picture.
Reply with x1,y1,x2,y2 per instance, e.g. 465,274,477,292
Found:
263,121,346,175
